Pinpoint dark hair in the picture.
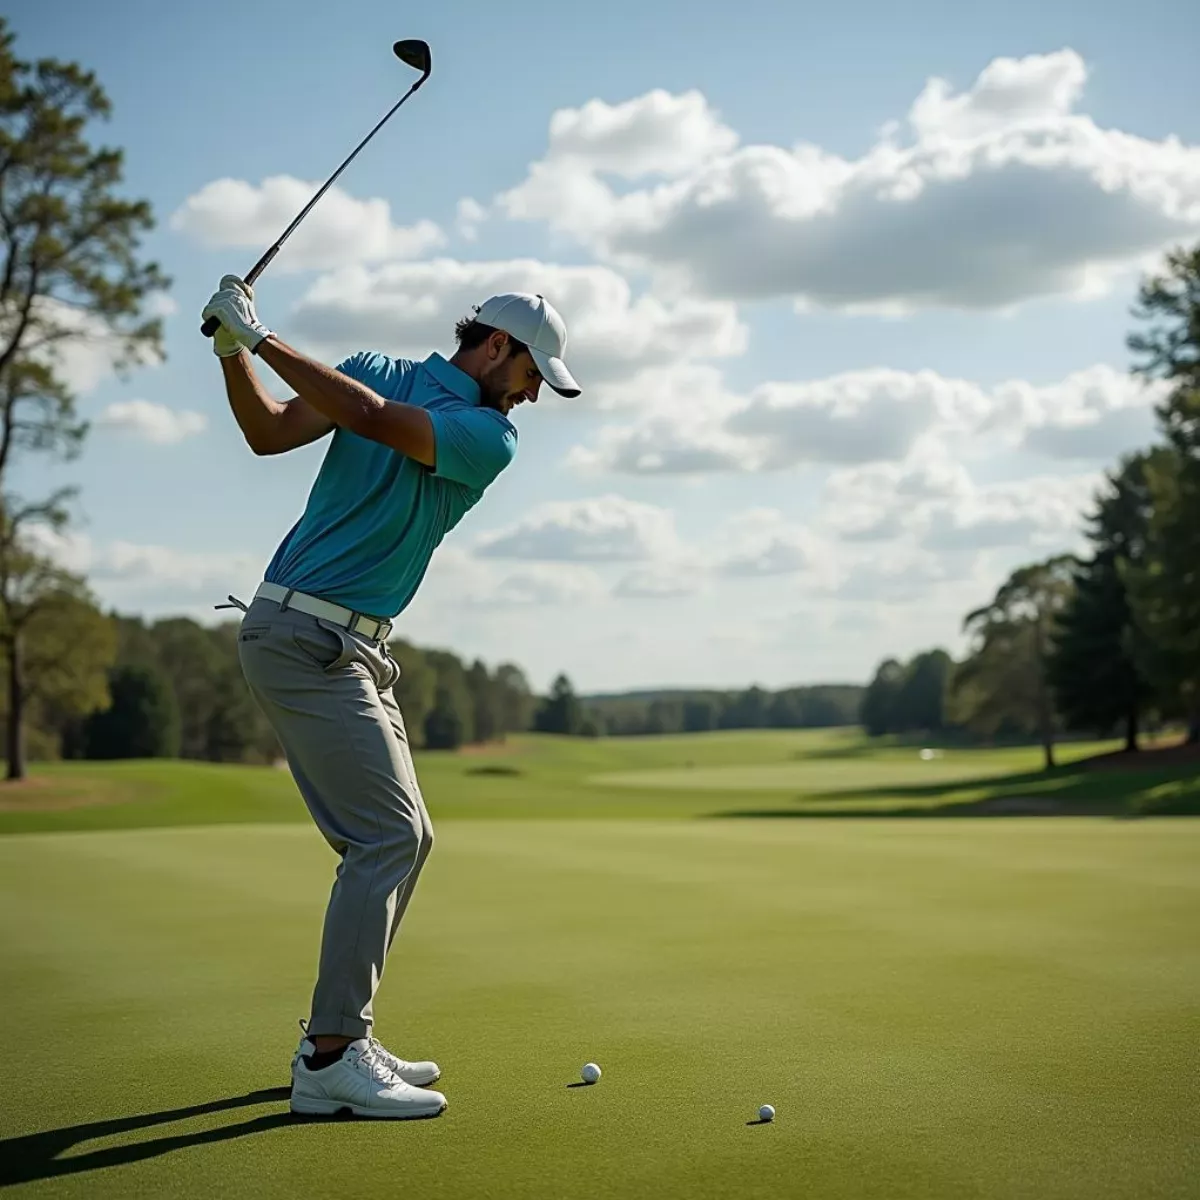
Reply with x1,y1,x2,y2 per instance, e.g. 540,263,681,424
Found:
454,315,528,357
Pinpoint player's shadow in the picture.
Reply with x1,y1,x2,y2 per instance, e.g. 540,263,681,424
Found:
0,1087,327,1188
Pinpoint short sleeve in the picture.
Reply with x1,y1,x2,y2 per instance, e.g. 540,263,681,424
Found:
428,406,517,491
334,350,371,382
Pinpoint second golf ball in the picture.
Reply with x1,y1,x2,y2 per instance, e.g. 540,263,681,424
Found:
581,1063,602,1084
759,1104,775,1122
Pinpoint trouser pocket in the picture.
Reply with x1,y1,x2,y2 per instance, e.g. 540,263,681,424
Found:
291,618,356,673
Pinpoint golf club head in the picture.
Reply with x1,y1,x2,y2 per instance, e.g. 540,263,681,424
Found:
393,39,432,80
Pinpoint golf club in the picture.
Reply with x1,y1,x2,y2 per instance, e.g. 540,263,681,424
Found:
200,39,433,339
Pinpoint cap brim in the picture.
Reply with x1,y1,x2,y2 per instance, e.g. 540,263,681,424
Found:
530,347,581,398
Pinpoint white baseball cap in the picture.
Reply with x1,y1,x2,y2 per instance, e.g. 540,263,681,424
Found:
473,292,581,398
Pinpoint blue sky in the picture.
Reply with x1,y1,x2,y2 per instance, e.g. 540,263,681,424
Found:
10,0,1200,691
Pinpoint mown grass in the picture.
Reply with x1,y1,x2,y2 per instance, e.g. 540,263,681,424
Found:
0,727,1194,835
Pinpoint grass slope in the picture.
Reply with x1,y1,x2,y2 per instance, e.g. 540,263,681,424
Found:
1,818,1196,1198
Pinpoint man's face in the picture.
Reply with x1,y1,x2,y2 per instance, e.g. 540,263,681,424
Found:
479,335,544,417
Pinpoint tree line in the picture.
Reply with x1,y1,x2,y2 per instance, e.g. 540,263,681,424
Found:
532,677,862,737
861,244,1200,767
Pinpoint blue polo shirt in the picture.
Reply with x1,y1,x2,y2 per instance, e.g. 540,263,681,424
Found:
263,351,517,618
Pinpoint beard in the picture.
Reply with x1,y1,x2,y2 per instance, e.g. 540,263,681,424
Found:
478,361,511,412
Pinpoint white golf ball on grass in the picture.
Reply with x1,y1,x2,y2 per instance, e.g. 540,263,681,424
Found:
758,1104,775,1122
581,1062,601,1084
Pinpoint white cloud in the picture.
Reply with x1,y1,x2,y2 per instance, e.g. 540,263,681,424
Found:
97,400,206,444
475,495,680,562
570,362,1163,476
474,564,605,607
908,49,1088,140
613,563,703,599
710,509,841,586
988,364,1167,458
493,50,1200,313
289,258,745,392
455,198,488,242
28,529,259,594
542,89,738,178
170,175,444,270
822,457,1100,560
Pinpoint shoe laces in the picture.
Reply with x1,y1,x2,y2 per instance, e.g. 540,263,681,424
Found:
356,1041,404,1086
367,1036,409,1072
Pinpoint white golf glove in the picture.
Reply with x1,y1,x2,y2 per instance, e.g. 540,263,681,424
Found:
202,274,273,353
212,323,244,358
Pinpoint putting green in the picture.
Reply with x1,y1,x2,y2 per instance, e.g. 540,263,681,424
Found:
1,817,1196,1198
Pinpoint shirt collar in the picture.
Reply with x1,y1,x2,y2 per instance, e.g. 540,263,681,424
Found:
422,352,480,406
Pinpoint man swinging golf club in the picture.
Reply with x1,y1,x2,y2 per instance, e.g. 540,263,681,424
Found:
202,275,581,1118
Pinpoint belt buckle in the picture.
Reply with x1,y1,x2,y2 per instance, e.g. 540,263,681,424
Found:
350,611,384,642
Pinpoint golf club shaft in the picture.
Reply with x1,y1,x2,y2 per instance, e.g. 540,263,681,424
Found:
200,76,427,338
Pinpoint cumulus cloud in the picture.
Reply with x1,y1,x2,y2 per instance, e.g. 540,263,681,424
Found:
170,176,444,270
709,509,841,586
570,362,1163,476
823,457,1100,560
289,258,745,393
97,400,206,444
493,50,1200,312
455,198,488,242
541,89,738,178
480,565,606,607
613,563,703,599
474,495,680,562
30,529,259,593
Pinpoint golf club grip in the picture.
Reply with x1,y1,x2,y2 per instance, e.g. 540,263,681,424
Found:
199,258,270,338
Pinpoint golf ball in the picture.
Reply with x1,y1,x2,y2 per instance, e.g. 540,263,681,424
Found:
759,1104,775,1122
581,1062,602,1084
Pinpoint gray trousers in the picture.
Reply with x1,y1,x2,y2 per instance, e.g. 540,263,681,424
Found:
237,595,434,1040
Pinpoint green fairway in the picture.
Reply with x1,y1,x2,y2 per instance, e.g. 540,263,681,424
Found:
1,817,1197,1198
1,731,1197,1197
1,728,1197,835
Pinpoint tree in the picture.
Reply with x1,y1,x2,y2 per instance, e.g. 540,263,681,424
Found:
721,685,770,729
423,685,466,750
84,663,180,759
0,513,114,777
682,696,719,733
466,659,503,745
895,650,953,734
860,658,904,737
0,22,167,776
1048,452,1157,751
493,663,534,738
534,673,582,736
388,638,437,747
956,556,1076,769
0,20,168,456
1125,243,1200,741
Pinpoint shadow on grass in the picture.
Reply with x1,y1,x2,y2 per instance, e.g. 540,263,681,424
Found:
0,1086,377,1188
707,762,1200,820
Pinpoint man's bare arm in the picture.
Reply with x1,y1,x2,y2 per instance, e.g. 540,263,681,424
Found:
254,336,436,467
220,350,334,456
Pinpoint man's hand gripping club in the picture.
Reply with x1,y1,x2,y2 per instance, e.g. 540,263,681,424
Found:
203,275,275,357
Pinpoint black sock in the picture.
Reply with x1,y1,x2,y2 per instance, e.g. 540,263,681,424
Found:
303,1046,349,1071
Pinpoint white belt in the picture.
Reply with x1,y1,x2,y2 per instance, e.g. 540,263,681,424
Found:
254,582,394,643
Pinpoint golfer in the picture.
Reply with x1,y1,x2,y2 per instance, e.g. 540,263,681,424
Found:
202,275,581,1118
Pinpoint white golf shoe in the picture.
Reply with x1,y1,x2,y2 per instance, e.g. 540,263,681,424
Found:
292,1019,441,1087
290,1037,447,1119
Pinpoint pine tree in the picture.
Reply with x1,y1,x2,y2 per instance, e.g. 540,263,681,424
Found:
1048,452,1158,751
